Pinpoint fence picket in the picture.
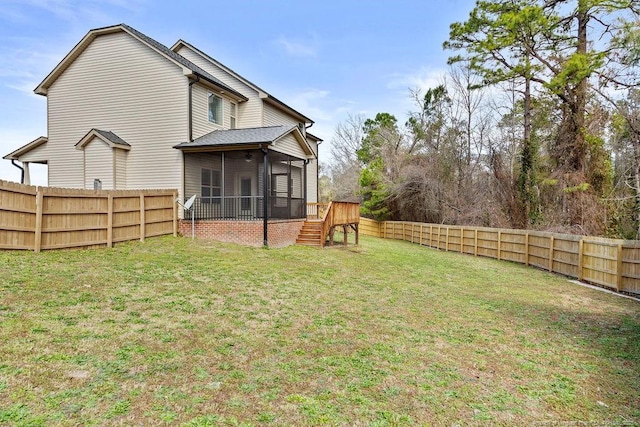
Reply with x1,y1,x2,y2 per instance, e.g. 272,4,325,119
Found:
0,180,175,251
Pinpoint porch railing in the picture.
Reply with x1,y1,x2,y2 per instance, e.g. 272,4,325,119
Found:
307,202,330,219
192,196,305,220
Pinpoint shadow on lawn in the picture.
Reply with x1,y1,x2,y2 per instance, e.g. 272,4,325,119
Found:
474,288,640,373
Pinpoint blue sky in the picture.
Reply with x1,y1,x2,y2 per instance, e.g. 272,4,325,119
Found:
0,0,476,184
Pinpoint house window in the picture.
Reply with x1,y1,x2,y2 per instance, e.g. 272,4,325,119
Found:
230,102,237,129
201,168,221,203
208,93,223,125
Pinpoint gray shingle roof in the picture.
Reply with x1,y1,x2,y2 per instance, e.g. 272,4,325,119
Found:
93,129,130,146
121,24,246,101
174,126,295,149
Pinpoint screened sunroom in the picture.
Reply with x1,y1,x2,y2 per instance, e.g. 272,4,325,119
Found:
174,126,314,221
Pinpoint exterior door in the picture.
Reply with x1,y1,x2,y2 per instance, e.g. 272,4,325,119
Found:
240,176,252,218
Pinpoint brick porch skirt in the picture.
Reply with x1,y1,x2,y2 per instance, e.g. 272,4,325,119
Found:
178,219,305,248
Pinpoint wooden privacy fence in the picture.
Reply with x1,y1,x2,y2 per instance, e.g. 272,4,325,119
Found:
0,180,178,252
360,218,640,296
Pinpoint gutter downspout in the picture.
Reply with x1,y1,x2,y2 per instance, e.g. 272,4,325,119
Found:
188,76,200,142
11,160,24,184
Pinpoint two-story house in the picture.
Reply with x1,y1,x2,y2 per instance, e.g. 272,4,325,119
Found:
3,24,322,247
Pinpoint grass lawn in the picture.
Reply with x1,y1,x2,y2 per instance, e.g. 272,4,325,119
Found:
0,235,639,426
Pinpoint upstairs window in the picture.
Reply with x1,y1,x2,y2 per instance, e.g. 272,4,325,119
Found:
208,93,223,125
230,102,237,129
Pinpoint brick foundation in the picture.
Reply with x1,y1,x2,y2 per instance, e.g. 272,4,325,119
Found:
178,219,305,248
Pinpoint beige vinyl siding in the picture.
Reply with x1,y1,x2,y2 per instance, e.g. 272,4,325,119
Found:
18,143,49,163
263,103,299,127
306,158,318,203
184,152,222,198
47,31,187,192
115,149,127,189
305,138,318,202
271,133,307,159
226,158,260,195
84,138,113,189
176,46,263,128
192,84,239,138
307,138,319,158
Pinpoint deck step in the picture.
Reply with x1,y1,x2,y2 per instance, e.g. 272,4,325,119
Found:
296,220,324,247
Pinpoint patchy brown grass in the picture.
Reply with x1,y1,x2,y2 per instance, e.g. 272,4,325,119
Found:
0,235,638,426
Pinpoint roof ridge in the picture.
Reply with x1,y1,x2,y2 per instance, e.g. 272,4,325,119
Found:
119,24,224,85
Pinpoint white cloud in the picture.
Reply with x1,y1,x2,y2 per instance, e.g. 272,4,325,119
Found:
276,36,318,58
286,88,331,121
6,81,40,95
387,66,448,94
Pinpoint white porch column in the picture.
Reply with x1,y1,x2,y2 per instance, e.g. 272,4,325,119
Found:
23,162,31,185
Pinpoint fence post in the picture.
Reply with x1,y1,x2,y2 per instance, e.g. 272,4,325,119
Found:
173,191,178,237
140,194,145,242
616,242,623,291
429,225,433,247
411,223,414,243
474,229,478,256
107,194,113,248
445,227,450,252
525,233,530,266
578,238,584,281
34,187,43,253
419,224,423,246
497,230,502,260
548,236,555,272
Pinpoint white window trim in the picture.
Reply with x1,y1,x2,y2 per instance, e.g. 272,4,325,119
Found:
208,92,223,125
230,102,237,129
201,168,222,203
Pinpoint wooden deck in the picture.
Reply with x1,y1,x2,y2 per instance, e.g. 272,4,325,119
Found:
297,202,360,247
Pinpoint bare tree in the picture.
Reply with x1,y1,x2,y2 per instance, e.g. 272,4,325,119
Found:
328,114,366,201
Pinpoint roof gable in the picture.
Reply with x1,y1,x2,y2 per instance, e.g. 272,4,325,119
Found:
172,40,313,125
174,125,315,158
3,136,47,160
34,24,247,101
75,129,131,151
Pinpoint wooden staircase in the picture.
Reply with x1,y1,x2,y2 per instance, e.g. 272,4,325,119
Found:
297,202,361,248
296,220,323,246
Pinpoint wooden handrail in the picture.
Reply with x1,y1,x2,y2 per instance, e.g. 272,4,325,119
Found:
320,201,360,247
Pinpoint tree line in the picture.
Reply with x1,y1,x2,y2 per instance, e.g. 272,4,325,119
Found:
323,0,640,239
